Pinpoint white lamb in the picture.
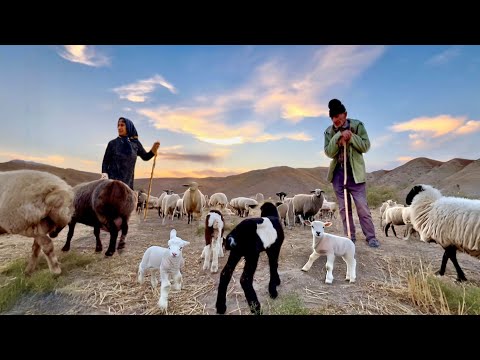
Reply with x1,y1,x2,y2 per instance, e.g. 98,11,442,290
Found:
137,229,190,311
301,220,356,284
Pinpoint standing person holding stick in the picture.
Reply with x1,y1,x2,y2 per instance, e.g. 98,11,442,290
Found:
324,99,380,248
101,117,160,191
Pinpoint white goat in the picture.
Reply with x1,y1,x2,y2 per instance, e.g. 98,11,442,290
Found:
301,220,356,284
137,229,190,311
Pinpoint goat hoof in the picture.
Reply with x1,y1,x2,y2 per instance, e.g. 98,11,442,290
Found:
95,247,102,252
105,250,114,257
117,242,125,250
61,245,70,252
456,276,467,282
269,290,278,299
216,304,226,315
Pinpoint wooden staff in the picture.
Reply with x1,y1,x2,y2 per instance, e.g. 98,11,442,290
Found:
144,153,157,220
344,144,351,239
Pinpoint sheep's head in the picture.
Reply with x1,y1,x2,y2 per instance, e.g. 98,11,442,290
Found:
168,229,190,257
304,220,332,237
310,189,325,198
406,184,442,206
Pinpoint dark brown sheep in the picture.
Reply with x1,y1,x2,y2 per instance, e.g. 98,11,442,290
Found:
61,179,137,256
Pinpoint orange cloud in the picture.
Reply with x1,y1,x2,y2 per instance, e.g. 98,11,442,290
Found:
139,106,311,145
390,115,480,149
454,120,480,135
390,115,465,138
58,45,110,67
397,156,414,162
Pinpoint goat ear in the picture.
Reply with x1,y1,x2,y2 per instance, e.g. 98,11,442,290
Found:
325,221,332,227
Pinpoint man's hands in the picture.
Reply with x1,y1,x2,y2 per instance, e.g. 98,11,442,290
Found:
338,130,352,146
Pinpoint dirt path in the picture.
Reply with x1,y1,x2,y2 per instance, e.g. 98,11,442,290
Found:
1,207,480,315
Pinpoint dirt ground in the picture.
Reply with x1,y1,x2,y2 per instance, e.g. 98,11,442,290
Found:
1,206,480,315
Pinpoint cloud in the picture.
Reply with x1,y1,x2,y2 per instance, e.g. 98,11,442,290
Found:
426,46,461,65
390,115,480,149
138,106,312,145
397,156,414,163
57,45,110,67
190,46,386,125
137,167,249,179
254,45,386,122
113,74,177,103
137,46,385,146
454,120,480,135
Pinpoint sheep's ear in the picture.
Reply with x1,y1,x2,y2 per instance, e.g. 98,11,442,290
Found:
304,220,312,226
325,221,332,227
183,240,190,246
170,229,177,239
310,190,315,193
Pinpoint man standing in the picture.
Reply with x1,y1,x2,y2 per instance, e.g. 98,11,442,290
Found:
324,99,380,248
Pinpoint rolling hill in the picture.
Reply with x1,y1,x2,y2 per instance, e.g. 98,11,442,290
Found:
1,156,479,200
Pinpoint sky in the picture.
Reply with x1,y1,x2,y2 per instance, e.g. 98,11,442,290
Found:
1,45,479,179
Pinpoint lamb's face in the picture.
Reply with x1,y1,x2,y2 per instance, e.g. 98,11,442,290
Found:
304,220,332,237
167,238,190,258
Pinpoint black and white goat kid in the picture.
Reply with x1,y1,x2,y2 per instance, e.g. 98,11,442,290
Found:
216,202,284,315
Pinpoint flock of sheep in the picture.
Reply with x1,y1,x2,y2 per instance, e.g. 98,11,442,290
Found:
0,168,479,314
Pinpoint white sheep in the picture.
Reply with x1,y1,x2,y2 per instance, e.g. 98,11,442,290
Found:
406,184,480,282
0,170,74,275
182,181,204,224
208,192,228,210
301,220,356,284
137,229,190,311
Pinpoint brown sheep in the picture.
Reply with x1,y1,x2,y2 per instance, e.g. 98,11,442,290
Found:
61,179,136,256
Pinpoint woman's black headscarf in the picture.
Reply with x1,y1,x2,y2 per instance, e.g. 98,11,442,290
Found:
118,117,139,156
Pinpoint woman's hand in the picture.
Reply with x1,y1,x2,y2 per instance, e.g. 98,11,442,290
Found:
151,141,160,155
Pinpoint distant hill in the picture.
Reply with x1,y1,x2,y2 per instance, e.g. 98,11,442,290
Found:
1,156,479,200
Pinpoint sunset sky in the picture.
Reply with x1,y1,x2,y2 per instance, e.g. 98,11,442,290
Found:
1,45,479,179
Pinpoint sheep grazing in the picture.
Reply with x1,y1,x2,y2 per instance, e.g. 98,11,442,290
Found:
61,179,136,257
201,210,225,273
137,229,190,311
406,184,480,282
301,220,356,284
208,192,229,210
216,202,284,315
0,170,74,275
